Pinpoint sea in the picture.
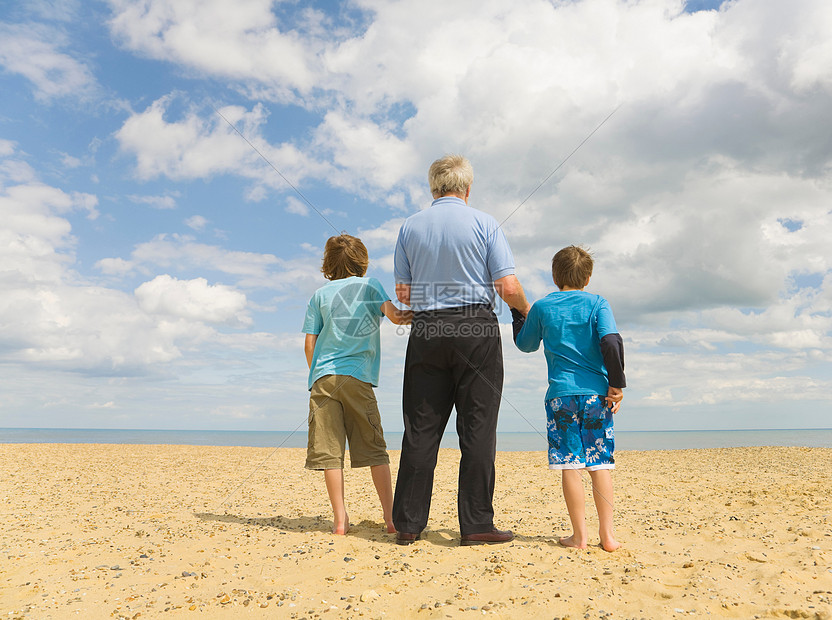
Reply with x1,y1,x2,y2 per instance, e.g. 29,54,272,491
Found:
2,428,832,451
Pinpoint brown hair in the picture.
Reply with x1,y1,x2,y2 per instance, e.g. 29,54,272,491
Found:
551,245,593,290
321,234,369,280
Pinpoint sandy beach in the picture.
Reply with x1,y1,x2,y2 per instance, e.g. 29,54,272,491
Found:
1,444,830,619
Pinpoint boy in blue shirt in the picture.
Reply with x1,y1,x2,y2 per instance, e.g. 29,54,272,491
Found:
513,245,626,551
302,234,412,535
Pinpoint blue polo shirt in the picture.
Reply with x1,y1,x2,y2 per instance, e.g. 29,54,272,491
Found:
394,196,515,311
515,290,618,400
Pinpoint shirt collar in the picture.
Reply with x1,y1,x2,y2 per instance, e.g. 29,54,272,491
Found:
431,195,467,208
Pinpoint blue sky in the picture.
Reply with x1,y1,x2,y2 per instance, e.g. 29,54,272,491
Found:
1,0,831,433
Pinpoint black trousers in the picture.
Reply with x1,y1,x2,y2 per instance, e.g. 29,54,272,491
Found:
392,305,504,536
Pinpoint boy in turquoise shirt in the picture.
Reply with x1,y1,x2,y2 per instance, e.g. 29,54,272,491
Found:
513,245,626,551
302,234,412,535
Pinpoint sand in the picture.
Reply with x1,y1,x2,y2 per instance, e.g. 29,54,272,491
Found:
1,444,830,619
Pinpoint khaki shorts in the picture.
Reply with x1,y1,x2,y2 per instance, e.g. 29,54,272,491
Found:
306,375,390,470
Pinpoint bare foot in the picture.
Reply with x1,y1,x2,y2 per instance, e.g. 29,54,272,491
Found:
600,536,621,552
558,534,587,549
332,515,350,535
385,522,396,534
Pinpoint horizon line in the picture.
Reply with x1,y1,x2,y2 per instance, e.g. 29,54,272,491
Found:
3,426,831,434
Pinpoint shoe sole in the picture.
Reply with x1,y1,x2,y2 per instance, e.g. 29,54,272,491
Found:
395,536,420,546
460,538,514,546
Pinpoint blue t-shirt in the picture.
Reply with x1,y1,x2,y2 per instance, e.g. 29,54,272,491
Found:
515,290,618,400
302,276,390,390
394,196,515,311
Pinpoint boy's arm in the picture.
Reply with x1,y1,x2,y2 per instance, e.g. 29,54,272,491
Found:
512,304,541,352
600,333,626,388
510,308,526,344
304,334,318,369
600,333,626,412
381,300,413,325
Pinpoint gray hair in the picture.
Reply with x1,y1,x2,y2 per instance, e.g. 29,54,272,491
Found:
428,154,473,198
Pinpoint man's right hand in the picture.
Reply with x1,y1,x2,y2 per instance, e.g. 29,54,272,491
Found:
395,282,411,306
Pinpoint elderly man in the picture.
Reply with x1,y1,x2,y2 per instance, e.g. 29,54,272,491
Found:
392,154,530,545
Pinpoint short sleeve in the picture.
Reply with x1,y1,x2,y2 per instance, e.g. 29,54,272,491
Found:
393,226,412,284
486,225,515,281
595,298,618,338
302,294,323,335
366,278,390,317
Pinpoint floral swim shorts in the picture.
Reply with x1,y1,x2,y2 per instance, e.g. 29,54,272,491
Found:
545,395,615,471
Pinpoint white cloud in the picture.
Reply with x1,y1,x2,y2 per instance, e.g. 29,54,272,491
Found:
714,0,832,96
90,400,116,409
0,144,38,186
0,139,16,157
285,196,309,216
59,152,82,169
0,159,37,185
135,274,251,326
0,176,186,371
24,0,82,23
356,217,405,251
107,0,321,99
184,215,208,230
128,233,278,279
106,0,832,208
0,182,96,284
127,192,178,209
573,165,832,321
95,232,326,298
95,257,134,276
116,98,263,180
0,163,267,375
115,98,328,193
0,22,98,101
312,111,421,199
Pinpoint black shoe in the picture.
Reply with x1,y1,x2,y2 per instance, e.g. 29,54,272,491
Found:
395,531,420,545
460,528,514,546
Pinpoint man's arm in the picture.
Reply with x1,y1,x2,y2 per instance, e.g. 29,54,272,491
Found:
304,334,318,369
381,300,413,325
395,283,411,307
494,274,531,315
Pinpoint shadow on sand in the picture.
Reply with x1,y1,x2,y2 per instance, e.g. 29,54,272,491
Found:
194,512,395,542
194,512,476,547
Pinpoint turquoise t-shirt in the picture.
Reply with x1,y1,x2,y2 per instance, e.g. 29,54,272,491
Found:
302,276,390,390
515,290,618,400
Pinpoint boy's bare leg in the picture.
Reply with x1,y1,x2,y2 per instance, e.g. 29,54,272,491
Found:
588,469,620,551
324,468,349,534
370,464,396,533
559,468,588,549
